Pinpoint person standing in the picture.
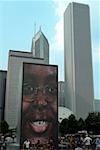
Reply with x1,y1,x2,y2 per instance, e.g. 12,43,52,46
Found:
95,136,100,150
23,139,31,150
83,134,92,150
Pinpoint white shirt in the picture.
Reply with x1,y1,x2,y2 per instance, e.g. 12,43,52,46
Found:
75,147,83,150
83,136,92,146
24,140,30,148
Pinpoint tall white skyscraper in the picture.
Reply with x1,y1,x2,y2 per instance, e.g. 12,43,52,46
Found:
31,29,49,64
64,2,94,119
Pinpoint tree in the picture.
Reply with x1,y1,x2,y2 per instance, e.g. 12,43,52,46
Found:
59,118,68,136
68,114,78,134
85,112,100,134
77,118,86,131
0,120,9,134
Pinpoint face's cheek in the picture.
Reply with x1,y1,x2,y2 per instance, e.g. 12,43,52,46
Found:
23,96,31,111
23,102,30,112
50,97,57,113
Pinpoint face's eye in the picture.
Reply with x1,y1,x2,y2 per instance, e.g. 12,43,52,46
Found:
23,84,35,95
45,86,57,95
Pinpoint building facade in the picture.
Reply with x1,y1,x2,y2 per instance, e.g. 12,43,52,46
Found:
64,2,94,119
0,70,7,122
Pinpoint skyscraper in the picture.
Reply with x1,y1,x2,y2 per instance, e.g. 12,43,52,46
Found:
58,81,65,107
31,29,49,64
64,2,94,119
0,70,7,122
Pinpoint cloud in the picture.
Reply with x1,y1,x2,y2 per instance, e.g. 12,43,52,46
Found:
52,0,67,17
92,43,100,63
50,0,69,52
50,17,64,51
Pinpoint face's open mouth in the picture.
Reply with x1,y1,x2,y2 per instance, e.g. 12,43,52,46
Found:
22,110,56,137
29,120,49,133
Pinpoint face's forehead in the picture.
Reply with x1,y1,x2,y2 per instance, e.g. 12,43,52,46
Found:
24,64,57,77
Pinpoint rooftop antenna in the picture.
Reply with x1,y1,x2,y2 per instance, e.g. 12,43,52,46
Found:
39,25,42,32
34,22,36,36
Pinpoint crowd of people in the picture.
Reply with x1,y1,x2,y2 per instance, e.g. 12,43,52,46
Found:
58,134,100,150
22,138,54,150
0,133,16,150
20,134,100,150
0,133,100,149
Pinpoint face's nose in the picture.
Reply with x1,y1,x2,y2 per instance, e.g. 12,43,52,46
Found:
34,90,48,106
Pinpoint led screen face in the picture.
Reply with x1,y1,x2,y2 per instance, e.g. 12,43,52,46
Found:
20,63,58,149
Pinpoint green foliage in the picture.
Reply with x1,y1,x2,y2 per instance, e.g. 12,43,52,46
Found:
68,114,78,134
59,112,100,135
85,112,100,134
59,114,78,135
77,118,86,131
0,120,9,134
59,118,68,136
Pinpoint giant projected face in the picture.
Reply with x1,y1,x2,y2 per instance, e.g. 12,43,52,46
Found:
21,63,58,148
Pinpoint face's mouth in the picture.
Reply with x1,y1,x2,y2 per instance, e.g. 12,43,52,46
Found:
29,120,49,133
22,110,57,137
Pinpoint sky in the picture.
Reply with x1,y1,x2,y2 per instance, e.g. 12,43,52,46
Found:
0,0,100,99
